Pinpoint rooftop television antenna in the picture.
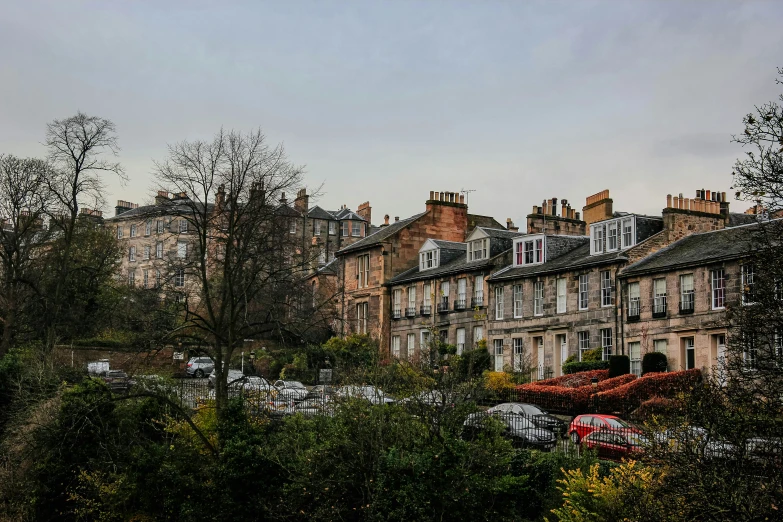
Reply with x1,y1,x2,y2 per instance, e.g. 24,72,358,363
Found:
460,188,476,207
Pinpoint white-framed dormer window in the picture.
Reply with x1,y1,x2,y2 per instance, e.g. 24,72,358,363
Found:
341,221,349,237
607,222,618,251
468,238,488,262
419,249,439,271
352,222,361,237
514,235,545,266
591,225,604,254
621,218,633,248
328,221,336,235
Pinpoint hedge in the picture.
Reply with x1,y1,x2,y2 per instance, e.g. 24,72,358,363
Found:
529,369,609,388
516,373,637,415
594,369,702,416
608,355,630,377
562,360,610,374
642,352,668,374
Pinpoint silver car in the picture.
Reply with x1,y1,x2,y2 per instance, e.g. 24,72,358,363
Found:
186,357,215,378
274,380,309,402
208,368,244,388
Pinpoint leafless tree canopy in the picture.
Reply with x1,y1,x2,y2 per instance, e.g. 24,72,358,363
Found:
154,128,324,415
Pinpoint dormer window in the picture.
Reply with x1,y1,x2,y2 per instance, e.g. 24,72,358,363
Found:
513,235,545,266
420,249,439,271
622,218,633,248
607,222,618,251
591,216,638,255
592,226,603,254
468,239,488,262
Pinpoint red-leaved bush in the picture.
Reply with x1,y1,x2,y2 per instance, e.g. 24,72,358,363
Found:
528,369,610,388
630,396,681,421
514,372,637,414
594,369,702,416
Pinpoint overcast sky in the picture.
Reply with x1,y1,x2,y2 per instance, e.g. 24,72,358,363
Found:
1,1,782,226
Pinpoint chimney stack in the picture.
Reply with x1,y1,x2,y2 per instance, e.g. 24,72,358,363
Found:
294,188,309,214
115,200,139,217
155,191,169,205
506,218,519,232
357,201,372,224
582,189,613,227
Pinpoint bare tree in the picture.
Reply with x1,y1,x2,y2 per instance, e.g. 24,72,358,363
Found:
42,112,125,350
0,155,53,356
153,128,328,418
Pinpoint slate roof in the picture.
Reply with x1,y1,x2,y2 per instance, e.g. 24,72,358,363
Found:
431,239,467,250
105,200,213,221
489,240,626,281
316,258,339,276
337,212,428,254
620,222,765,277
307,205,336,220
390,244,502,285
728,212,759,228
330,208,367,222
476,227,525,240
468,214,505,230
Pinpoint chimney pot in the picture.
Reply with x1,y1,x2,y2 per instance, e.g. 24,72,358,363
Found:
429,191,435,201
705,190,711,201
666,194,672,208
459,194,465,204
384,214,390,225
394,216,399,222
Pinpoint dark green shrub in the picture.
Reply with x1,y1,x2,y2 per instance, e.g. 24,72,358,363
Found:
454,347,491,379
642,351,668,374
562,360,610,374
608,355,630,377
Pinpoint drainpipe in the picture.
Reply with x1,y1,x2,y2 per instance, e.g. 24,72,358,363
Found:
617,270,624,356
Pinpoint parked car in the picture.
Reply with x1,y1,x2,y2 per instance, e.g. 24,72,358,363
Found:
336,385,395,404
287,397,337,417
746,436,783,466
487,403,567,437
306,385,338,400
273,380,309,402
463,411,557,450
653,426,739,460
582,430,647,461
102,370,132,394
208,369,244,388
569,414,639,444
186,357,215,378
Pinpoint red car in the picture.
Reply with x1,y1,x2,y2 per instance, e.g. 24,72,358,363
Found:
581,430,647,461
568,414,639,444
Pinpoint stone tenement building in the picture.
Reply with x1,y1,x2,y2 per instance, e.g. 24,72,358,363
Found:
334,190,508,353
387,226,522,363
337,186,767,381
107,188,372,294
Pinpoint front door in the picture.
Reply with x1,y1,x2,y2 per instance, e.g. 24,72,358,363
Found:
537,338,545,380
560,335,568,376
